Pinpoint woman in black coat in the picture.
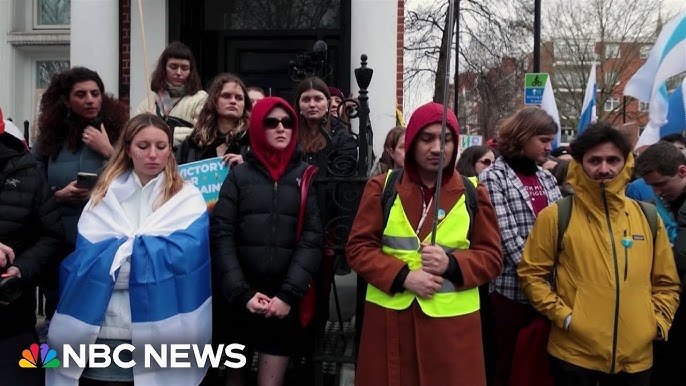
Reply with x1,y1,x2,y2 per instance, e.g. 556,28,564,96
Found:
0,113,64,386
211,97,323,386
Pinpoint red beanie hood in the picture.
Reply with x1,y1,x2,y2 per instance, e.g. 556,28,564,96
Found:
404,102,459,179
249,97,299,181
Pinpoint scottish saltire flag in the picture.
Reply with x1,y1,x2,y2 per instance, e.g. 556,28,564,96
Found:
660,77,686,138
540,75,562,146
625,10,686,148
47,172,211,386
577,63,597,134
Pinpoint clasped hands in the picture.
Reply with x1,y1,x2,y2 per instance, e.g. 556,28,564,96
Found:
246,292,291,319
403,243,449,299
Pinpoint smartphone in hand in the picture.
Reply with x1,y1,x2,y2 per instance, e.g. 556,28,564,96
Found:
75,172,98,190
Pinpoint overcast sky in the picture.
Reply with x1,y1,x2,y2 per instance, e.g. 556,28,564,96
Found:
403,0,686,116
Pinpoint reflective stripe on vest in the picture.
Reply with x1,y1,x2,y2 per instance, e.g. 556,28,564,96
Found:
366,172,480,318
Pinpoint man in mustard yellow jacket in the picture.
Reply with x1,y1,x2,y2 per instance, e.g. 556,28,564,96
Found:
518,122,680,386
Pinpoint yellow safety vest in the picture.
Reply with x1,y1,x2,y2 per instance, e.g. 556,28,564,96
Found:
365,173,480,318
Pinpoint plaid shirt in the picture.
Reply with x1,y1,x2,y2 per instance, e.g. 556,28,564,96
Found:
479,157,562,303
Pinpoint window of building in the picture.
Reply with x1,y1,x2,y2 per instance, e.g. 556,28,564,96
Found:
638,101,650,112
605,97,620,112
605,71,619,87
605,43,620,59
34,0,71,29
639,45,651,59
205,0,341,30
554,69,584,90
36,60,70,88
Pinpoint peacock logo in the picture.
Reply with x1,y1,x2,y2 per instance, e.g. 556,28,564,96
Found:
19,343,60,368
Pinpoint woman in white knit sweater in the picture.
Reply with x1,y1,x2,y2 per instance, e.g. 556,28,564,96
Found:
135,41,208,148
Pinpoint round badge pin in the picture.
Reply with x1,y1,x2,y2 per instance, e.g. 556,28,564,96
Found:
437,209,446,220
621,237,633,248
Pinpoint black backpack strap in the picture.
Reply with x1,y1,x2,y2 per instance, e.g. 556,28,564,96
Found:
460,175,479,237
555,196,573,264
381,169,403,231
636,200,658,244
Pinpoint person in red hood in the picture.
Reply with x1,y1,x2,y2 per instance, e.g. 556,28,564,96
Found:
346,102,503,386
211,97,323,386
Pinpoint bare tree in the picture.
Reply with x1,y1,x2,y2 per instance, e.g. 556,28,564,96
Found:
404,0,531,137
541,0,666,131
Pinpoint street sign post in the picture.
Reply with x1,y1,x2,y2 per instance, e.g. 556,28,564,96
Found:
459,134,483,153
524,73,548,105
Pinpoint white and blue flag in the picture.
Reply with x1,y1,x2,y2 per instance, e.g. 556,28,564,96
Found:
577,63,597,134
47,173,212,386
625,10,686,148
660,77,686,138
540,75,561,146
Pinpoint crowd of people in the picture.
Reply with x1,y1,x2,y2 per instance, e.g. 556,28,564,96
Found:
0,39,683,386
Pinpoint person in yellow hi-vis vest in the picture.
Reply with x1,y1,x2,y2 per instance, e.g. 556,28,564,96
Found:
346,102,503,386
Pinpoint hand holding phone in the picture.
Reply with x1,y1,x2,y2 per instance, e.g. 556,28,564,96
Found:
75,172,98,190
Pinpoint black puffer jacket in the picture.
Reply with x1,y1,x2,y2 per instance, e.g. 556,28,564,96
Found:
302,116,358,177
0,134,64,338
211,150,323,308
175,130,250,165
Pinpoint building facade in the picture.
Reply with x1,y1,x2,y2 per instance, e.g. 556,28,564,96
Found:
0,0,404,154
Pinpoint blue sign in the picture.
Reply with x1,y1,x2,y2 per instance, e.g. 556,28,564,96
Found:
525,88,544,105
177,157,229,210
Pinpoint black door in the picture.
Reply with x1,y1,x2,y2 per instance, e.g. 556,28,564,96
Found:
169,0,351,102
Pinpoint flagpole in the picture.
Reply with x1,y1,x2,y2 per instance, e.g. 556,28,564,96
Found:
137,0,152,111
431,0,456,245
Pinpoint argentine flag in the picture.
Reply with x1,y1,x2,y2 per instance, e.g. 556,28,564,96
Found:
625,10,686,148
47,172,212,386
577,63,597,134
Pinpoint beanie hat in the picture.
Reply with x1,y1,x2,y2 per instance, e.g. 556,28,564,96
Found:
404,102,459,184
328,87,345,100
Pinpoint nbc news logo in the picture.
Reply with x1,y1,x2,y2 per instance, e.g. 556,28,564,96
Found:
19,343,60,368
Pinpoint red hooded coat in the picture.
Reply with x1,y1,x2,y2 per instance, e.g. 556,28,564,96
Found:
346,102,503,386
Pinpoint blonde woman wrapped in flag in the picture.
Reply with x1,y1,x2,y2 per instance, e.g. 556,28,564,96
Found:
47,114,212,386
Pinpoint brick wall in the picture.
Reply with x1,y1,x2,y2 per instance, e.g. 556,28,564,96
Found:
396,0,404,116
119,0,131,107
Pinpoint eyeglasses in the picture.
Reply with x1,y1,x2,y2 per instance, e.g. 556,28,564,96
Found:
477,158,493,166
264,117,294,130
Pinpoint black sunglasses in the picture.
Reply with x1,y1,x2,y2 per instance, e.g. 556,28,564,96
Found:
477,158,493,166
264,117,294,130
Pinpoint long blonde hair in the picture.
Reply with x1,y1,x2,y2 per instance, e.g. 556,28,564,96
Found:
90,114,184,209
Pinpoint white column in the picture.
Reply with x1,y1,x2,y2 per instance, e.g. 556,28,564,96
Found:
350,0,398,157
130,0,168,113
0,0,15,116
70,0,119,96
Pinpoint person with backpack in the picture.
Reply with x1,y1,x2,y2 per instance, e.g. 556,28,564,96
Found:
518,122,680,386
346,102,503,385
634,140,686,386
